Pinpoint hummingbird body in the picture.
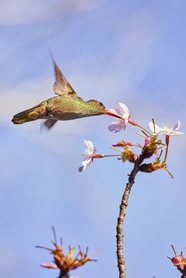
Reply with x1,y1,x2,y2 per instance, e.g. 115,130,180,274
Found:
12,57,106,129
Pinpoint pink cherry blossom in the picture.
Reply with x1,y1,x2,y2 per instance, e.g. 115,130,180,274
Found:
149,121,183,136
78,140,122,172
78,140,97,172
108,103,130,133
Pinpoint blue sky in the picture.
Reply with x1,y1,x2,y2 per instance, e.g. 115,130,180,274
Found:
0,0,186,277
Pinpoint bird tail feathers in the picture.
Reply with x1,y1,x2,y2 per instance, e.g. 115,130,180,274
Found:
12,104,42,124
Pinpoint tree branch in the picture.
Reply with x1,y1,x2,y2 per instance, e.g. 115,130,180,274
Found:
116,154,144,278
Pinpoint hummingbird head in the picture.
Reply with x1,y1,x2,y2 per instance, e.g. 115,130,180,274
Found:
86,100,106,115
85,100,124,119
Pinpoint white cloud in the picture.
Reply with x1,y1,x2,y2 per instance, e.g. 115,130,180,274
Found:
0,0,104,26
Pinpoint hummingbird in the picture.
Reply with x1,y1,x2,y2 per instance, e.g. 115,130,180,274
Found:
12,57,109,129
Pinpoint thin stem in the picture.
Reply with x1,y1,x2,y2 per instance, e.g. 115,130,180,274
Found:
161,134,170,165
103,154,121,157
116,154,144,278
94,154,121,159
110,146,123,153
165,168,174,179
130,120,151,136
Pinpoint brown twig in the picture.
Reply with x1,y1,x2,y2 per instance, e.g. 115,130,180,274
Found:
116,154,144,278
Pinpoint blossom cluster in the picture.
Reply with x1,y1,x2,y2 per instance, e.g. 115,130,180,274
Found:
36,227,98,278
168,245,186,274
78,102,183,175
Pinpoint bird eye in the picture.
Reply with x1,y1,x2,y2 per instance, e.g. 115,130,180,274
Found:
99,102,104,106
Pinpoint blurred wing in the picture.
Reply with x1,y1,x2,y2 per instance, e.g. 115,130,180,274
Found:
52,57,77,97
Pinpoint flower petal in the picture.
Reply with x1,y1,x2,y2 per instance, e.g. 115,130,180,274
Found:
108,103,130,133
108,121,125,133
173,121,180,131
149,122,163,134
149,121,183,136
119,103,129,116
79,140,95,172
